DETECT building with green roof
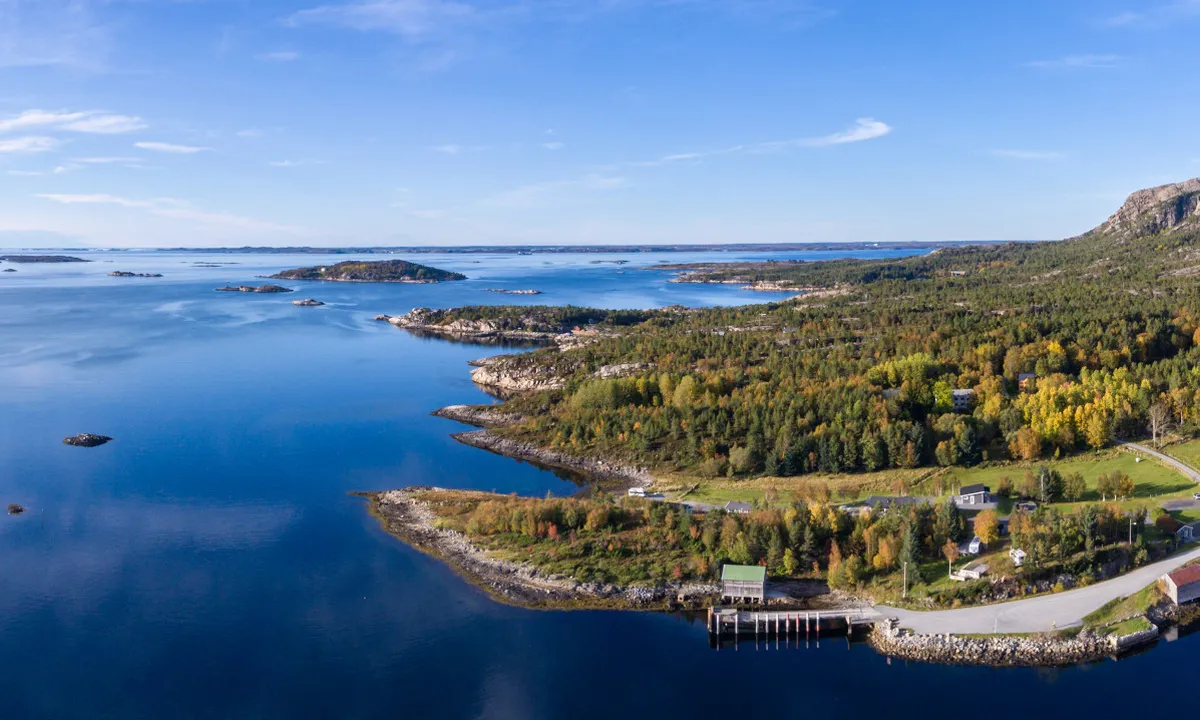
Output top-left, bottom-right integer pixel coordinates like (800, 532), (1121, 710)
(720, 564), (766, 603)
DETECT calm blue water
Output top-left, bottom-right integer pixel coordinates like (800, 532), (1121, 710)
(1, 249), (1193, 719)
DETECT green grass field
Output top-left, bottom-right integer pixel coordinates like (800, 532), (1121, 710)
(1166, 439), (1200, 475)
(944, 450), (1194, 503)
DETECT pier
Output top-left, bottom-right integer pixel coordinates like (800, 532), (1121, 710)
(707, 606), (881, 641)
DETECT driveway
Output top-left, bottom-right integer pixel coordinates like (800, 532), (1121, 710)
(1117, 440), (1200, 483)
(879, 544), (1200, 634)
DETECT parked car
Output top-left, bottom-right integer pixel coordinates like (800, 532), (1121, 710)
(968, 536), (983, 554)
(1192, 492), (1200, 500)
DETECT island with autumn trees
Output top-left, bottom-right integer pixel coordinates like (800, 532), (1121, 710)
(366, 178), (1200, 660)
(270, 259), (466, 283)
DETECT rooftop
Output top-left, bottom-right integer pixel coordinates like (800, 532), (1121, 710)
(1167, 564), (1200, 587)
(721, 564), (767, 583)
(960, 483), (990, 495)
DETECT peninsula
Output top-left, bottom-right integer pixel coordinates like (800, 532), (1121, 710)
(270, 259), (465, 283)
(367, 177), (1200, 666)
(0, 255), (89, 263)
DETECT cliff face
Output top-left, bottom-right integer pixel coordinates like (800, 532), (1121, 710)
(1090, 178), (1200, 238)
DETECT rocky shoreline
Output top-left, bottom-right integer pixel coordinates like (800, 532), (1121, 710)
(451, 429), (654, 487)
(869, 618), (1160, 667)
(374, 311), (561, 341)
(363, 488), (717, 610)
(217, 285), (293, 293)
(432, 404), (524, 427)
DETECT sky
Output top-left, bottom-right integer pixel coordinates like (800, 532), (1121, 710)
(0, 0), (1198, 248)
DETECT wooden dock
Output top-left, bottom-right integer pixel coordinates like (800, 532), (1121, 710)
(707, 606), (881, 640)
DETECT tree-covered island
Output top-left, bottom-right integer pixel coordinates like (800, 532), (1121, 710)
(270, 259), (466, 283)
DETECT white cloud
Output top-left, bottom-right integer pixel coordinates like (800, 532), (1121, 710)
(1026, 54), (1121, 70)
(134, 141), (211, 154)
(541, 141), (565, 150)
(0, 109), (145, 135)
(989, 149), (1064, 160)
(257, 50), (301, 62)
(1103, 11), (1143, 26)
(627, 118), (892, 167)
(798, 117), (892, 147)
(35, 193), (302, 233)
(236, 129), (264, 139)
(0, 136), (60, 153)
(268, 159), (329, 167)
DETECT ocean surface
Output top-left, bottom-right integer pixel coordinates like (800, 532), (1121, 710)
(1, 248), (1195, 719)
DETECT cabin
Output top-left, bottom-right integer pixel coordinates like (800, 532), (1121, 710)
(951, 389), (976, 412)
(721, 564), (766, 603)
(952, 561), (989, 581)
(1018, 373), (1036, 392)
(1176, 523), (1198, 543)
(1015, 501), (1038, 513)
(958, 484), (992, 506)
(724, 501), (753, 514)
(1161, 565), (1200, 605)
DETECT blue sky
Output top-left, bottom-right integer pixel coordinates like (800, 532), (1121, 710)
(0, 0), (1197, 248)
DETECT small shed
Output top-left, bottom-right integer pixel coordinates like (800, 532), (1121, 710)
(721, 564), (766, 603)
(1162, 565), (1200, 605)
(724, 501), (753, 514)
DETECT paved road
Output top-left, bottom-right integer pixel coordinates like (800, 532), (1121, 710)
(1117, 440), (1200, 483)
(880, 544), (1200, 634)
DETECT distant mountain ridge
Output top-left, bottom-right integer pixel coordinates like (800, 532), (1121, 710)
(1087, 177), (1200, 239)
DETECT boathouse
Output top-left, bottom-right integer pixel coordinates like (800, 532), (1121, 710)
(1162, 565), (1200, 605)
(721, 564), (766, 603)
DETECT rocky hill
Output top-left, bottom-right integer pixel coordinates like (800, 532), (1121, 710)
(1086, 177), (1200, 239)
(270, 259), (465, 283)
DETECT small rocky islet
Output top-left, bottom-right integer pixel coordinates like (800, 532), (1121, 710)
(7, 504), (25, 515)
(109, 271), (164, 278)
(63, 433), (113, 447)
(292, 298), (326, 306)
(216, 285), (294, 293)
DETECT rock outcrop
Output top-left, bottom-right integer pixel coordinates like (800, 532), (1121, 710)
(375, 308), (562, 340)
(7, 504), (25, 515)
(451, 430), (653, 486)
(109, 271), (163, 278)
(292, 298), (326, 306)
(1090, 177), (1200, 238)
(485, 288), (542, 295)
(63, 433), (112, 447)
(432, 405), (523, 427)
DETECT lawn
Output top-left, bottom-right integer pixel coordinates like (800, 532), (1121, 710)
(944, 450), (1195, 504)
(666, 467), (940, 507)
(1166, 438), (1200, 474)
(1083, 582), (1163, 631)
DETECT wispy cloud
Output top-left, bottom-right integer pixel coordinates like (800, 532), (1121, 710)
(1102, 1), (1200, 27)
(72, 156), (140, 164)
(285, 0), (483, 38)
(0, 110), (146, 135)
(134, 141), (211, 154)
(1103, 11), (1144, 26)
(257, 50), (301, 62)
(0, 136), (60, 153)
(268, 159), (329, 167)
(35, 193), (302, 233)
(431, 143), (486, 155)
(487, 173), (627, 208)
(989, 149), (1065, 160)
(541, 141), (565, 151)
(1025, 54), (1121, 70)
(627, 118), (892, 168)
(236, 128), (264, 139)
(0, 0), (113, 70)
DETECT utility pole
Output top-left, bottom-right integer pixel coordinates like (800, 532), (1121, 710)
(1129, 516), (1133, 546)
(903, 561), (908, 599)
